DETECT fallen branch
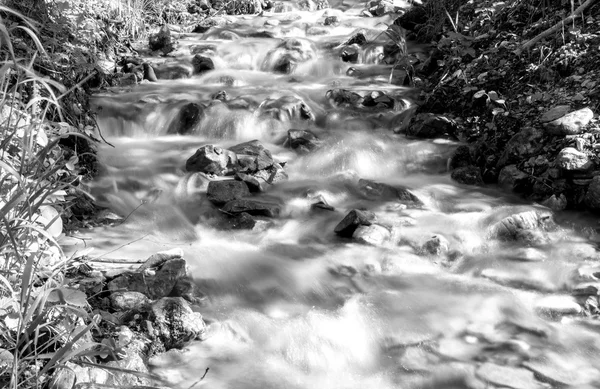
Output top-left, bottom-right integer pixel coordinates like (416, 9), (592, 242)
(517, 0), (595, 54)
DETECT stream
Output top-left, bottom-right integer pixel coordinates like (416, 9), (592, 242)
(63, 0), (600, 387)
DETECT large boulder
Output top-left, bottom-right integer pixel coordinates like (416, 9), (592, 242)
(334, 209), (376, 237)
(229, 140), (274, 172)
(207, 180), (251, 205)
(185, 145), (238, 175)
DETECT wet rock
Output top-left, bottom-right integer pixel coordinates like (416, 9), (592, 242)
(556, 147), (593, 170)
(142, 63), (158, 82)
(259, 96), (315, 121)
(150, 297), (206, 350)
(324, 16), (338, 25)
(149, 25), (173, 54)
(334, 209), (376, 237)
(110, 291), (152, 311)
(167, 103), (203, 135)
(212, 90), (229, 101)
(543, 107), (594, 136)
(368, 0), (396, 16)
(451, 166), (484, 186)
(523, 357), (599, 387)
(498, 165), (529, 192)
(448, 145), (472, 170)
(407, 114), (457, 139)
(362, 90), (396, 109)
(541, 193), (567, 211)
(297, 0), (330, 10)
(223, 0), (263, 14)
(535, 295), (582, 316)
(222, 199), (281, 217)
(488, 210), (554, 243)
(207, 180), (250, 206)
(138, 248), (184, 272)
(508, 247), (546, 262)
(311, 201), (335, 212)
(264, 38), (317, 73)
(358, 179), (423, 205)
(572, 282), (600, 296)
(422, 234), (450, 255)
(235, 172), (264, 192)
(153, 63), (193, 80)
(192, 54), (215, 74)
(497, 127), (545, 168)
(326, 89), (363, 108)
(480, 268), (557, 292)
(287, 129), (321, 152)
(346, 31), (367, 46)
(340, 45), (360, 63)
(185, 145), (238, 175)
(584, 176), (600, 211)
(167, 276), (202, 304)
(251, 163), (289, 185)
(353, 224), (390, 245)
(225, 212), (258, 229)
(476, 363), (542, 389)
(108, 258), (188, 300)
(230, 140), (274, 171)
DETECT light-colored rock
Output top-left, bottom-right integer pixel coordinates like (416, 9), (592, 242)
(477, 363), (543, 389)
(110, 291), (152, 311)
(523, 355), (599, 386)
(488, 210), (554, 243)
(540, 105), (570, 122)
(535, 295), (582, 316)
(480, 268), (557, 292)
(541, 193), (567, 211)
(353, 224), (391, 246)
(151, 297), (207, 350)
(556, 147), (593, 170)
(544, 107), (594, 135)
(185, 145), (238, 175)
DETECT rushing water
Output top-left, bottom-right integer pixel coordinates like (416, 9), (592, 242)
(62, 0), (600, 387)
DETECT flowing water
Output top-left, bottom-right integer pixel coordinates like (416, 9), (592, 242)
(63, 1), (600, 387)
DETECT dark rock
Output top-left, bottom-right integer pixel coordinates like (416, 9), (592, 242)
(543, 107), (593, 136)
(150, 297), (206, 350)
(353, 224), (390, 245)
(556, 147), (593, 171)
(340, 46), (359, 63)
(324, 16), (338, 25)
(368, 0), (396, 16)
(235, 172), (264, 192)
(476, 363), (542, 389)
(192, 55), (215, 74)
(207, 180), (250, 205)
(273, 55), (297, 74)
(259, 96), (315, 121)
(222, 199), (281, 217)
(297, 0), (330, 10)
(142, 63), (158, 82)
(541, 194), (567, 211)
(407, 114), (457, 139)
(451, 166), (484, 186)
(230, 140), (274, 172)
(149, 25), (173, 54)
(358, 179), (423, 205)
(212, 90), (229, 101)
(346, 31), (367, 46)
(153, 63), (192, 80)
(264, 38), (317, 73)
(167, 276), (202, 304)
(110, 291), (152, 311)
(287, 129), (321, 152)
(334, 209), (376, 237)
(498, 165), (529, 192)
(422, 234), (450, 255)
(540, 105), (570, 122)
(326, 89), (363, 108)
(192, 24), (212, 33)
(138, 248), (183, 272)
(167, 103), (203, 135)
(185, 145), (238, 175)
(224, 0), (263, 14)
(362, 91), (396, 109)
(449, 145), (472, 170)
(584, 176), (600, 211)
(311, 201), (335, 212)
(226, 212), (257, 229)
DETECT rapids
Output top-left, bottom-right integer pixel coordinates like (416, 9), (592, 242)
(62, 0), (600, 387)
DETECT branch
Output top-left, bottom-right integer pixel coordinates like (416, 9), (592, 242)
(517, 0), (595, 54)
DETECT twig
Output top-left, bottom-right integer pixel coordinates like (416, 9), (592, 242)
(517, 0), (595, 54)
(187, 368), (210, 389)
(95, 233), (151, 259)
(57, 69), (99, 100)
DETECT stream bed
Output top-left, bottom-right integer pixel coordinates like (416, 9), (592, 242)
(62, 1), (600, 388)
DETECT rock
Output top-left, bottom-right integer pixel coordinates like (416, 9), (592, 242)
(48, 366), (76, 389)
(138, 248), (183, 272)
(340, 45), (359, 63)
(362, 90), (396, 109)
(422, 235), (450, 255)
(185, 145), (238, 175)
(108, 258), (188, 300)
(488, 210), (554, 243)
(353, 224), (390, 245)
(334, 209), (376, 237)
(150, 297), (206, 350)
(358, 179), (423, 205)
(110, 291), (152, 311)
(229, 140), (274, 172)
(399, 346), (440, 372)
(572, 282), (600, 296)
(311, 201), (335, 212)
(476, 363), (542, 389)
(223, 0), (263, 14)
(523, 357), (598, 387)
(480, 268), (557, 292)
(324, 16), (338, 25)
(498, 127), (545, 168)
(142, 63), (158, 82)
(535, 295), (582, 316)
(167, 276), (202, 304)
(287, 129), (321, 152)
(451, 166), (484, 186)
(449, 145), (472, 170)
(368, 0), (396, 16)
(541, 193), (567, 211)
(407, 114), (457, 139)
(167, 103), (203, 135)
(556, 147), (593, 170)
(235, 172), (264, 192)
(207, 180), (250, 206)
(224, 212), (258, 229)
(346, 31), (367, 46)
(264, 38), (317, 73)
(222, 199), (281, 217)
(544, 107), (594, 135)
(149, 25), (173, 54)
(192, 54), (215, 74)
(251, 163), (288, 185)
(326, 89), (364, 108)
(540, 105), (571, 122)
(259, 96), (315, 121)
(584, 176), (600, 211)
(507, 247), (546, 262)
(498, 165), (529, 192)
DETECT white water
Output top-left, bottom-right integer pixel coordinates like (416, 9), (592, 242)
(63, 0), (600, 387)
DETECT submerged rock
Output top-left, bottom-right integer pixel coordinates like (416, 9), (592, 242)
(222, 199), (281, 217)
(334, 209), (376, 237)
(476, 363), (543, 389)
(287, 129), (321, 152)
(185, 145), (238, 175)
(207, 180), (251, 205)
(167, 102), (203, 135)
(353, 224), (390, 245)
